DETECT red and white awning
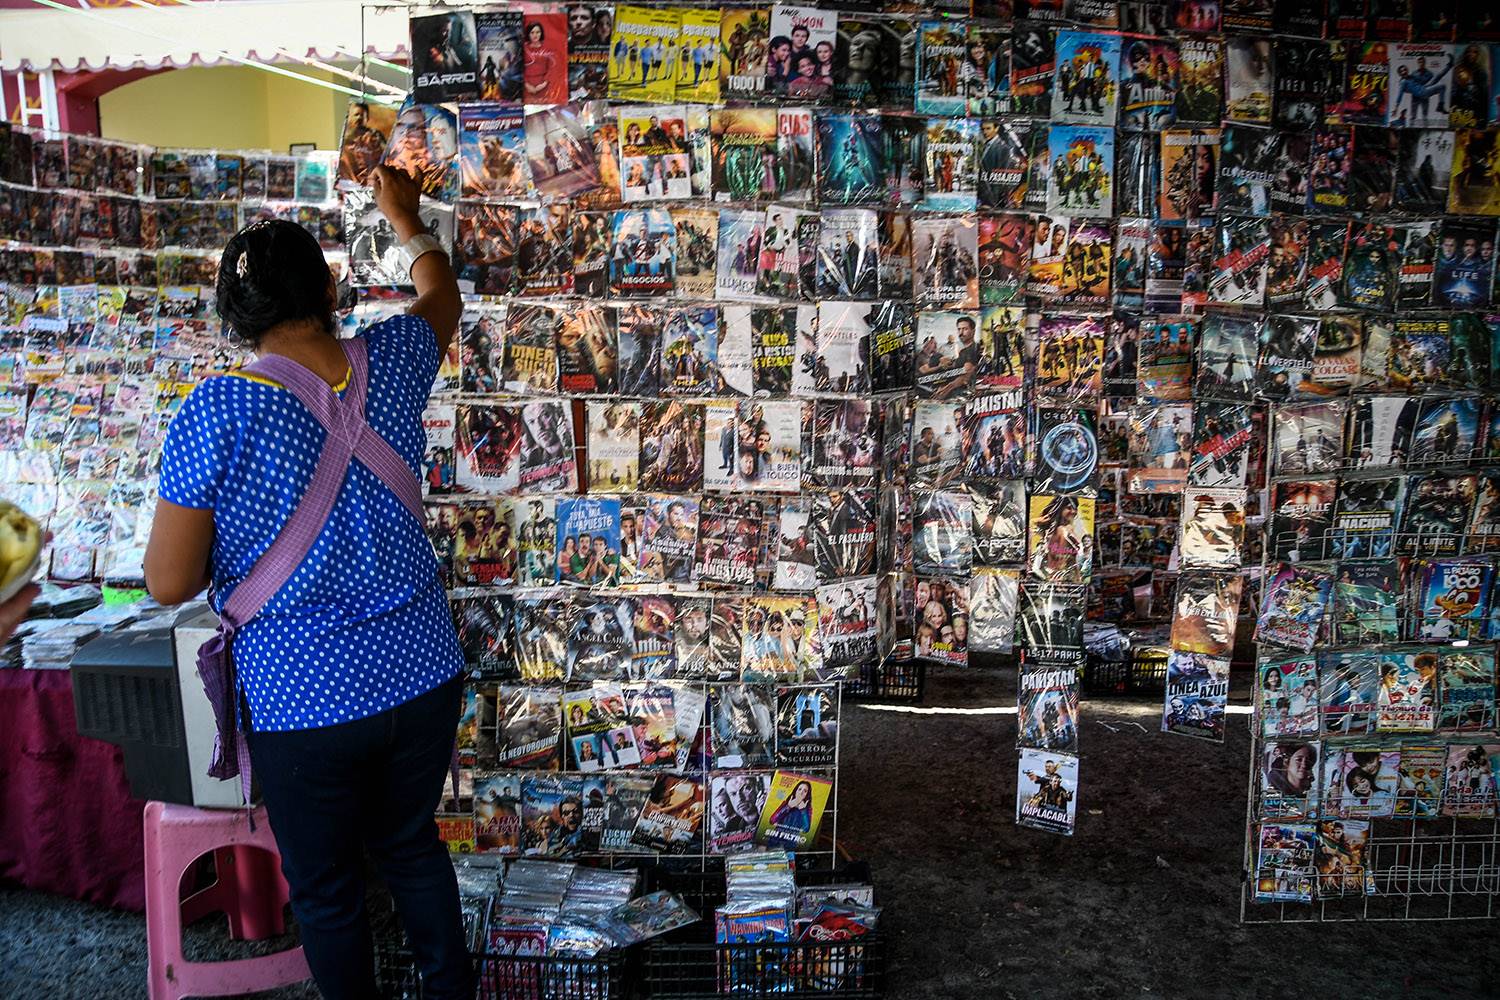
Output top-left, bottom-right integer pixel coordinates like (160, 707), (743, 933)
(0, 0), (411, 73)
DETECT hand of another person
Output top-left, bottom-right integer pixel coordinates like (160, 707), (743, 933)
(370, 165), (422, 227)
(0, 583), (38, 646)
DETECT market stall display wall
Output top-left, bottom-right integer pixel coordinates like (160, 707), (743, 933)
(3, 0), (1500, 899)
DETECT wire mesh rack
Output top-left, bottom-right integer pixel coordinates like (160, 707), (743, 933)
(1241, 396), (1500, 925)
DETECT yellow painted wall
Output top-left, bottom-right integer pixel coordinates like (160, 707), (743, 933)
(98, 65), (345, 151)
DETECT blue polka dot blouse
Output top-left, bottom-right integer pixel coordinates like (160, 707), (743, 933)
(158, 314), (464, 732)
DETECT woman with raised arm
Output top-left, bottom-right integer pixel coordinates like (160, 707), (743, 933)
(144, 166), (471, 1000)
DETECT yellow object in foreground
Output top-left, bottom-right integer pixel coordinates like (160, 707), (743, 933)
(0, 501), (42, 592)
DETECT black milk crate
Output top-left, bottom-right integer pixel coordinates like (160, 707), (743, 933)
(1081, 645), (1169, 696)
(639, 860), (886, 999)
(843, 657), (925, 704)
(375, 937), (628, 1000)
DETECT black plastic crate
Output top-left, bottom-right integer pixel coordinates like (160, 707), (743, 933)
(375, 938), (628, 1000)
(1081, 646), (1169, 696)
(641, 933), (886, 998)
(639, 861), (885, 998)
(843, 658), (925, 704)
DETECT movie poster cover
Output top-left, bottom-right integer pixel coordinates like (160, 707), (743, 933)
(608, 5), (682, 103)
(1401, 472), (1476, 557)
(910, 400), (965, 489)
(1115, 39), (1178, 132)
(719, 8), (770, 101)
(379, 101), (459, 203)
(1387, 43), (1454, 127)
(637, 495), (697, 584)
(914, 576), (969, 665)
(694, 498), (762, 588)
(710, 108), (777, 201)
(583, 403), (637, 496)
(1044, 125), (1114, 217)
(764, 5), (835, 100)
(1018, 663), (1080, 751)
(913, 311), (977, 400)
(1414, 557), (1492, 641)
(708, 772), (770, 854)
(978, 217), (1033, 309)
(911, 489), (973, 578)
(1268, 477), (1335, 563)
(1170, 571), (1242, 657)
(562, 597), (632, 682)
(1224, 37), (1273, 124)
(818, 577), (877, 677)
(556, 497), (623, 589)
(916, 19), (968, 115)
(1159, 128), (1219, 220)
(1136, 316), (1194, 402)
(1377, 649), (1438, 732)
(475, 10), (524, 104)
(501, 304), (559, 396)
(729, 399), (801, 493)
(1390, 131), (1453, 218)
(616, 105), (691, 202)
(963, 393), (1027, 481)
(922, 117), (979, 213)
(514, 596), (571, 683)
(638, 401), (704, 494)
(741, 595), (819, 681)
(1016, 748), (1078, 836)
(771, 502), (817, 592)
(1256, 563), (1334, 653)
(969, 566), (1020, 653)
(1432, 219), (1496, 308)
(1438, 648), (1497, 731)
(336, 102), (397, 190)
(564, 4), (614, 101)
(1035, 314), (1105, 402)
(1440, 744), (1499, 819)
(1193, 314), (1257, 402)
(755, 770), (831, 851)
(1252, 822), (1316, 902)
(775, 685), (837, 770)
(1126, 403), (1190, 494)
(660, 304), (722, 397)
(1163, 652), (1229, 742)
(631, 774), (705, 854)
(1049, 31), (1120, 127)
(454, 404), (522, 495)
(524, 104), (599, 199)
(716, 208), (766, 299)
(1009, 23), (1056, 118)
(815, 113), (888, 206)
(972, 305), (1024, 392)
(1027, 494), (1095, 585)
(1179, 487), (1246, 570)
(517, 401), (577, 493)
(913, 216), (979, 309)
(1175, 38), (1224, 124)
(808, 399), (878, 491)
(610, 207), (676, 296)
(346, 190), (455, 288)
(1316, 653), (1380, 741)
(411, 11), (480, 103)
(471, 771), (523, 853)
(457, 105), (530, 202)
(814, 208), (878, 299)
(1218, 125), (1279, 213)
(1449, 128), (1500, 215)
(507, 498), (555, 589)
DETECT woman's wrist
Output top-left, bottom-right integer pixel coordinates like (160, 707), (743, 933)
(387, 210), (426, 243)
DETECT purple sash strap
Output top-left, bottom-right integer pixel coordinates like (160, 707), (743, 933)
(195, 338), (428, 805)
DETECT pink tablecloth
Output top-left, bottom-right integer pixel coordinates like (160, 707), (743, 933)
(0, 668), (145, 911)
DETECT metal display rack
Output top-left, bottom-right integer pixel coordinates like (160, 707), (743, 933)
(1241, 391), (1500, 924)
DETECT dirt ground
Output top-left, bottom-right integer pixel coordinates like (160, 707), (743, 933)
(2, 660), (1497, 999)
(842, 661), (1500, 1000)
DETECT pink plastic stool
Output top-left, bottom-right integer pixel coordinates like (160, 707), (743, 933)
(144, 801), (312, 1000)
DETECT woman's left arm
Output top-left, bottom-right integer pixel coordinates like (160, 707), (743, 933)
(144, 499), (215, 605)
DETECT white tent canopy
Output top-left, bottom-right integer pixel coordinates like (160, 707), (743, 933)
(0, 0), (411, 73)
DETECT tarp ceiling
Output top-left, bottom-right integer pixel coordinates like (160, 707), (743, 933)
(0, 0), (410, 73)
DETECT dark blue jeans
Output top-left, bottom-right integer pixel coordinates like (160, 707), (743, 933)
(247, 673), (472, 1000)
